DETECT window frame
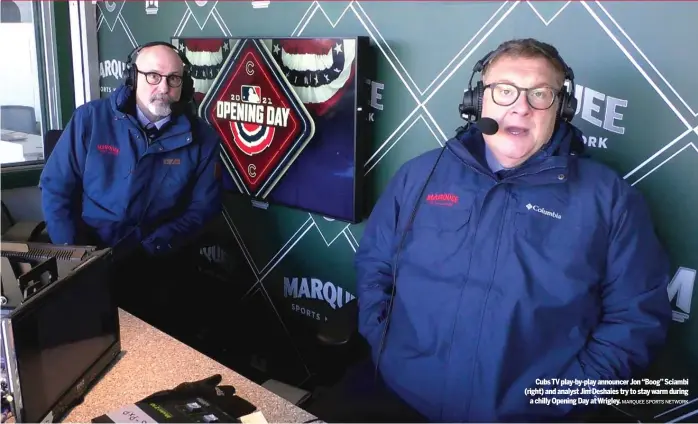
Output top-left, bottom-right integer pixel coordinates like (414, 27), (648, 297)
(38, 1), (62, 133)
(68, 0), (99, 110)
(0, 0), (98, 173)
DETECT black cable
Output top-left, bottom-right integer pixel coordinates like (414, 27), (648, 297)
(373, 145), (449, 382)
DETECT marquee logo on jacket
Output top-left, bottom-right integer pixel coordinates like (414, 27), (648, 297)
(97, 144), (119, 156)
(426, 192), (459, 207)
(199, 38), (315, 199)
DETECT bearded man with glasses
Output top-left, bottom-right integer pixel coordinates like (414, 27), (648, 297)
(41, 41), (221, 253)
(40, 41), (222, 325)
(347, 38), (672, 423)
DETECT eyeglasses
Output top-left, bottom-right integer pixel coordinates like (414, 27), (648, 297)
(138, 70), (183, 88)
(484, 82), (559, 110)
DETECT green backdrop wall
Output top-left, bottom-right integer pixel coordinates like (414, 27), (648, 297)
(96, 1), (697, 386)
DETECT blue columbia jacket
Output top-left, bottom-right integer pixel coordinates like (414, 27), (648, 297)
(355, 121), (672, 422)
(40, 83), (222, 255)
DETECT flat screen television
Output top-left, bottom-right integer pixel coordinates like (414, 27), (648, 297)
(1, 243), (120, 423)
(171, 36), (374, 224)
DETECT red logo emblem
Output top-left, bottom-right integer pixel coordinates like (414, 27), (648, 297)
(426, 193), (459, 207)
(200, 39), (315, 198)
(97, 144), (119, 156)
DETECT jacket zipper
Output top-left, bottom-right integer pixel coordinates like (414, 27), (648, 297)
(462, 186), (511, 420)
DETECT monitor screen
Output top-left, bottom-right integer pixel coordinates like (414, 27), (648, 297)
(10, 255), (119, 423)
(171, 37), (373, 223)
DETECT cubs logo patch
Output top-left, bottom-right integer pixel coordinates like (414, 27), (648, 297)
(199, 39), (315, 198)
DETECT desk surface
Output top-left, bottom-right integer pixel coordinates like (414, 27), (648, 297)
(63, 309), (317, 423)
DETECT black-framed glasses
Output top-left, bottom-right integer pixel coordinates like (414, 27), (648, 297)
(484, 82), (559, 110)
(138, 70), (183, 88)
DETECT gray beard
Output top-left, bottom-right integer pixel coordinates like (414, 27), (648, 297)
(148, 100), (172, 119)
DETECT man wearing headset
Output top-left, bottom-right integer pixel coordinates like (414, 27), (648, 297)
(40, 41), (221, 256)
(352, 38), (672, 422)
(39, 42), (221, 324)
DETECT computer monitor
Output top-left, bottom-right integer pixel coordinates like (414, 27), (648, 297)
(1, 242), (121, 423)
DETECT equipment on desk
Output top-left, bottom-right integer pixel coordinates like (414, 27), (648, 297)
(0, 241), (121, 423)
(92, 374), (267, 423)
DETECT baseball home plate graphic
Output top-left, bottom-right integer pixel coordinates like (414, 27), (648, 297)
(200, 39), (315, 198)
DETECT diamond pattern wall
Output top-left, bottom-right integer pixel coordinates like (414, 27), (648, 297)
(96, 1), (697, 387)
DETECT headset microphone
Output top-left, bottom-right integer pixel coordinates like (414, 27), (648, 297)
(477, 117), (499, 136)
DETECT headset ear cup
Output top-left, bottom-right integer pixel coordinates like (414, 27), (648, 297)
(125, 64), (136, 89)
(564, 94), (577, 122)
(181, 73), (194, 104)
(459, 90), (474, 119)
(178, 51), (194, 104)
(459, 81), (484, 120)
(557, 91), (565, 119)
(558, 89), (577, 122)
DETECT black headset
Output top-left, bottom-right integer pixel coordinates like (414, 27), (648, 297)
(124, 41), (196, 106)
(458, 41), (578, 124)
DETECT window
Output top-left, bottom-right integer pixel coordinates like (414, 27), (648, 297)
(1, 1), (60, 167)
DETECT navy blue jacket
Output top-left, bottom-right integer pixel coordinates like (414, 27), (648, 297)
(355, 121), (672, 422)
(40, 83), (222, 255)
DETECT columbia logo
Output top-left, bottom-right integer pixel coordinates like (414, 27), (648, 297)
(526, 203), (562, 220)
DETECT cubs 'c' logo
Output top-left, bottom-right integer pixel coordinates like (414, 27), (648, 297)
(200, 39), (315, 198)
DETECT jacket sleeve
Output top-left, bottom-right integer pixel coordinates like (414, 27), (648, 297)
(554, 184), (672, 408)
(354, 165), (409, 349)
(579, 186), (672, 376)
(39, 107), (89, 245)
(141, 133), (222, 255)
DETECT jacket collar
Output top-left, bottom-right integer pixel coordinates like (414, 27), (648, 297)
(446, 120), (586, 185)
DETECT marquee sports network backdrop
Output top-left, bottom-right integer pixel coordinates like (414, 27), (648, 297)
(96, 0), (697, 388)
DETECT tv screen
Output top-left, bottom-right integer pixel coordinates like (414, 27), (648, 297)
(171, 37), (373, 224)
(8, 252), (119, 423)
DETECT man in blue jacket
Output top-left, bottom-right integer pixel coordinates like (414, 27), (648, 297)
(353, 38), (672, 422)
(40, 41), (221, 256)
